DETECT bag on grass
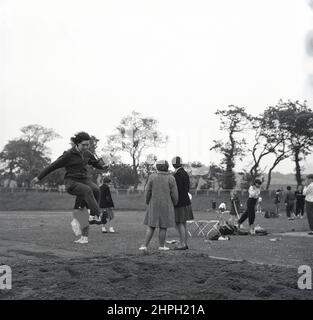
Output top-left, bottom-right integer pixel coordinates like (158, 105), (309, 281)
(207, 228), (220, 240)
(219, 224), (235, 236)
(255, 225), (269, 236)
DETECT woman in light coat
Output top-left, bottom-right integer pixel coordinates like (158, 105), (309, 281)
(139, 160), (178, 251)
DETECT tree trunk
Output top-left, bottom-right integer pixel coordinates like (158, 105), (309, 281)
(132, 156), (139, 190)
(224, 155), (235, 189)
(266, 167), (273, 190)
(294, 148), (302, 186)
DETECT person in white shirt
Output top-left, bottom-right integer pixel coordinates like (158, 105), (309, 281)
(303, 174), (313, 235)
(238, 179), (262, 235)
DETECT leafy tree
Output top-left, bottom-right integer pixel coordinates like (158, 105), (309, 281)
(109, 163), (137, 188)
(274, 100), (313, 185)
(0, 124), (60, 186)
(210, 105), (249, 189)
(104, 111), (167, 188)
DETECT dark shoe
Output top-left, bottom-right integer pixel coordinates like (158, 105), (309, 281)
(174, 245), (188, 250)
(308, 231), (313, 235)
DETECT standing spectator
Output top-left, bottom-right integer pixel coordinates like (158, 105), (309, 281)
(285, 186), (296, 220)
(295, 185), (305, 219)
(171, 156), (194, 250)
(303, 174), (313, 235)
(274, 189), (281, 216)
(99, 176), (115, 233)
(139, 160), (178, 252)
(238, 179), (262, 235)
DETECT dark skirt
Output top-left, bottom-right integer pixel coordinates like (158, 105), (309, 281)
(174, 205), (194, 223)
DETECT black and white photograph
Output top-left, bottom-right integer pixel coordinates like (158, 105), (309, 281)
(1, 0), (313, 312)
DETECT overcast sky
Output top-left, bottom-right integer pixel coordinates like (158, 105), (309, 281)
(1, 0), (313, 174)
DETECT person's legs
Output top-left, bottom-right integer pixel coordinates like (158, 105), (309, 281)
(300, 201), (305, 217)
(143, 226), (155, 247)
(286, 203), (291, 218)
(66, 180), (100, 216)
(291, 203), (296, 218)
(295, 201), (300, 217)
(238, 210), (248, 226)
(248, 206), (256, 234)
(74, 226), (89, 244)
(176, 223), (185, 247)
(306, 201), (313, 231)
(82, 226), (89, 236)
(244, 198), (257, 234)
(158, 228), (167, 247)
(85, 179), (100, 204)
(183, 222), (188, 246)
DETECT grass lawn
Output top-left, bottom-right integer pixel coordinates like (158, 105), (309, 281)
(0, 208), (312, 300)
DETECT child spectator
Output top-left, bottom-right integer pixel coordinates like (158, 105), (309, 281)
(295, 185), (305, 219)
(99, 176), (115, 233)
(285, 186), (296, 220)
(274, 189), (281, 216)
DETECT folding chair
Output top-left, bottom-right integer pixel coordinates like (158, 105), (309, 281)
(187, 220), (220, 238)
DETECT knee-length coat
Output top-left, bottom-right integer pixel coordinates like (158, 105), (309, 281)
(144, 171), (178, 228)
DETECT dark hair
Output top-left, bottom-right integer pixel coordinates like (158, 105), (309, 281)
(102, 177), (111, 184)
(70, 132), (91, 145)
(172, 156), (182, 169)
(254, 179), (262, 185)
(287, 186), (291, 190)
(156, 161), (169, 172)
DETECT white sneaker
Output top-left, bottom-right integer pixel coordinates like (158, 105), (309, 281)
(74, 237), (83, 243)
(102, 226), (107, 233)
(139, 245), (147, 251)
(79, 237), (88, 244)
(249, 228), (256, 235)
(109, 227), (115, 233)
(158, 246), (170, 251)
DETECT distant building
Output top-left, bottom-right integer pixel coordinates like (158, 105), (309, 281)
(3, 179), (17, 188)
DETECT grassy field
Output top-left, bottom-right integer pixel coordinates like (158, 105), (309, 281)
(0, 208), (312, 300)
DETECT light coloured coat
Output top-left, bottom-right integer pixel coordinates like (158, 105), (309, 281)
(144, 171), (178, 228)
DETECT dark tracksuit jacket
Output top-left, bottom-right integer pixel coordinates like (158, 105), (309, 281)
(37, 147), (107, 215)
(173, 167), (191, 208)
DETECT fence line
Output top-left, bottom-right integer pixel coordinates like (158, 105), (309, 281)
(0, 186), (278, 197)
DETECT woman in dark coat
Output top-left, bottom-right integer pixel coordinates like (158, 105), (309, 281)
(171, 156), (193, 250)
